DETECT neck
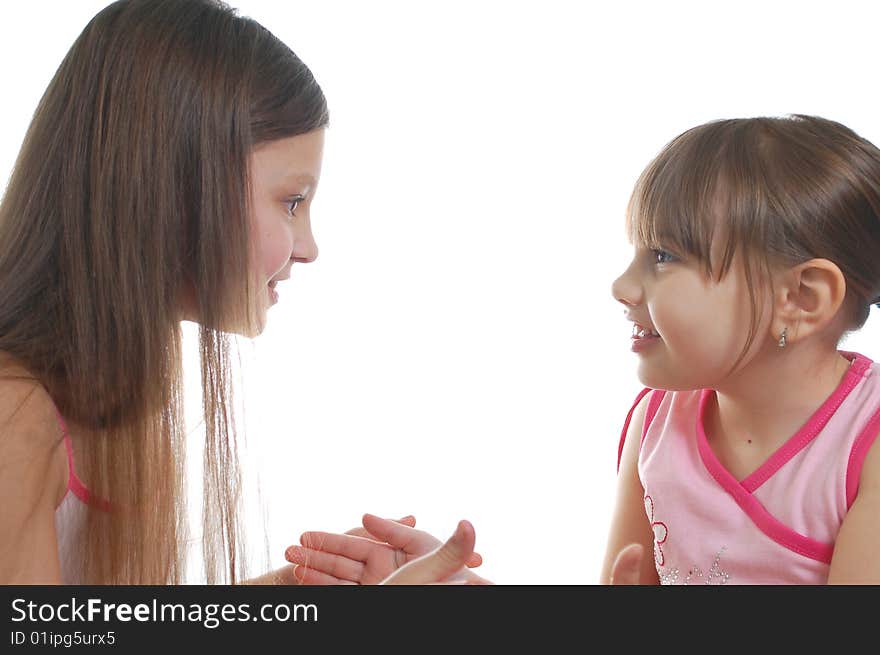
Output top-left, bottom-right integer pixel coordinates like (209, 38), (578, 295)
(710, 341), (853, 448)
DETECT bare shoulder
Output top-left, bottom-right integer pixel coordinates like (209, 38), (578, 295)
(600, 390), (659, 584)
(0, 353), (67, 583)
(858, 423), (880, 494)
(620, 391), (652, 466)
(827, 419), (880, 583)
(0, 352), (60, 437)
(0, 352), (68, 506)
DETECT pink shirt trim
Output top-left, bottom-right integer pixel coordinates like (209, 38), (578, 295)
(642, 390), (666, 447)
(617, 388), (652, 472)
(617, 388), (669, 474)
(54, 407), (111, 513)
(739, 353), (871, 492)
(695, 389), (834, 564)
(845, 405), (880, 509)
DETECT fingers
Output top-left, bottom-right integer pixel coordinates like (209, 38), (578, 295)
(380, 520), (476, 585)
(344, 515), (415, 538)
(467, 552), (483, 568)
(298, 531), (382, 562)
(361, 513), (483, 566)
(361, 513), (425, 553)
(609, 543), (644, 585)
(362, 513), (457, 556)
(286, 545), (366, 583)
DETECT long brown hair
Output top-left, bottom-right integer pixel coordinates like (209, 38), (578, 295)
(626, 115), (880, 369)
(0, 0), (328, 583)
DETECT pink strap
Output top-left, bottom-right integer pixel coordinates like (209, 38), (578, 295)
(54, 407), (110, 512)
(617, 388), (666, 472)
(846, 404), (880, 509)
(695, 389), (834, 563)
(642, 390), (666, 447)
(741, 352), (870, 492)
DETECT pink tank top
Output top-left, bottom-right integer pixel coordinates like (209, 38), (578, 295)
(618, 351), (880, 584)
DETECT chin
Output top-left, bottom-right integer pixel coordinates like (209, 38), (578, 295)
(236, 316), (267, 338)
(636, 365), (694, 392)
(207, 308), (268, 339)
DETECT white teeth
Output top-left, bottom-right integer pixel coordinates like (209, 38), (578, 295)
(632, 325), (660, 338)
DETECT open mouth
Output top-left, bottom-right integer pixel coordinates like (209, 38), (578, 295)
(631, 323), (661, 341)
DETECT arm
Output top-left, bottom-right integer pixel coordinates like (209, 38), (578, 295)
(599, 392), (659, 584)
(0, 379), (69, 584)
(827, 430), (880, 584)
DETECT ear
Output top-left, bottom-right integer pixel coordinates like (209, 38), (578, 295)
(772, 258), (846, 344)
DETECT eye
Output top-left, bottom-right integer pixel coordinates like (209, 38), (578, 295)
(286, 195), (305, 218)
(651, 248), (678, 265)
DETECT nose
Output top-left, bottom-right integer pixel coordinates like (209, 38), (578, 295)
(293, 217), (319, 263)
(610, 259), (642, 308)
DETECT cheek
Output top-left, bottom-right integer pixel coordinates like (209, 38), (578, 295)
(253, 209), (293, 277)
(259, 230), (292, 276)
(652, 292), (715, 351)
(652, 281), (748, 364)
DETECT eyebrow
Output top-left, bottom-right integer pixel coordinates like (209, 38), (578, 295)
(282, 173), (317, 189)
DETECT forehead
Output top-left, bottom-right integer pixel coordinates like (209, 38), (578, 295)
(250, 129), (325, 189)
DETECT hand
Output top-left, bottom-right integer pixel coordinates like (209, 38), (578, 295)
(380, 519), (493, 585)
(341, 514), (418, 540)
(286, 514), (417, 584)
(286, 514), (485, 585)
(609, 543), (644, 585)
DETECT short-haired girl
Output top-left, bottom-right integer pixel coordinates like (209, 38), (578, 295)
(605, 115), (880, 584)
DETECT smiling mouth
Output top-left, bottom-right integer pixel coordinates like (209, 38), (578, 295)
(631, 323), (661, 340)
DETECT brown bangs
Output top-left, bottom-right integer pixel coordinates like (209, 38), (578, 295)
(626, 119), (783, 282)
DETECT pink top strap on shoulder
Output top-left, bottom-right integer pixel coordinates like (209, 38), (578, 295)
(643, 390), (666, 445)
(617, 388), (667, 472)
(845, 403), (880, 509)
(54, 407), (110, 511)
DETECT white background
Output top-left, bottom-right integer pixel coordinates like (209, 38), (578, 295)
(2, 1), (879, 584)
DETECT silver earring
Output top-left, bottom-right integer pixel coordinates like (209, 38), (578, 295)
(778, 327), (787, 349)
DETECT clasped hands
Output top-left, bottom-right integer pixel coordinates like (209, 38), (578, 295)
(284, 514), (646, 585)
(285, 513), (492, 585)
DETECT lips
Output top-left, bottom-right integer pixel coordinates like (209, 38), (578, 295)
(631, 323), (661, 340)
(629, 321), (661, 354)
(270, 268), (291, 286)
(268, 272), (290, 305)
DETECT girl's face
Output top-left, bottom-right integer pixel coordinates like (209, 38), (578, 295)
(178, 128), (324, 335)
(610, 242), (773, 390)
(248, 128), (325, 329)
